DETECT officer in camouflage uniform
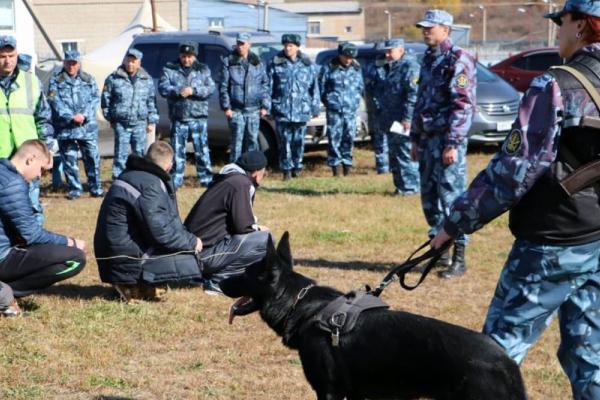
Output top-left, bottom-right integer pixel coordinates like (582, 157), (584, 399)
(48, 50), (103, 200)
(159, 42), (215, 188)
(319, 42), (364, 177)
(0, 37), (55, 225)
(366, 38), (420, 193)
(102, 48), (159, 179)
(220, 32), (270, 163)
(410, 10), (476, 278)
(432, 1), (600, 397)
(268, 33), (320, 180)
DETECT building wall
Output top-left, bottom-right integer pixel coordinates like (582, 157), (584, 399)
(31, 0), (187, 60)
(306, 13), (364, 42)
(2, 0), (36, 62)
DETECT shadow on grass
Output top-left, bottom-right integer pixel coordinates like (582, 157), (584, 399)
(296, 258), (393, 272)
(94, 396), (137, 400)
(42, 283), (118, 300)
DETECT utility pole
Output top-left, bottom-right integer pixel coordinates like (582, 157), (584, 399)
(179, 0), (183, 30)
(150, 0), (158, 32)
(384, 10), (391, 39)
(263, 2), (269, 31)
(21, 0), (62, 59)
(479, 5), (487, 43)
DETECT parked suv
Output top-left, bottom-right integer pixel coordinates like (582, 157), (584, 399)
(316, 43), (521, 144)
(130, 31), (334, 163)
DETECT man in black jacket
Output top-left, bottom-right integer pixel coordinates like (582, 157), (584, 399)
(185, 150), (270, 294)
(94, 141), (203, 302)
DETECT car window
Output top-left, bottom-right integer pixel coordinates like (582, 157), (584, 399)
(252, 42), (282, 65)
(199, 44), (229, 83)
(513, 52), (562, 71)
(133, 43), (180, 79)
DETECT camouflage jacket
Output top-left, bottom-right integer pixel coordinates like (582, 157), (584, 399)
(365, 53), (420, 130)
(267, 51), (320, 123)
(219, 50), (270, 112)
(410, 38), (476, 147)
(101, 66), (159, 126)
(444, 44), (600, 238)
(319, 56), (364, 113)
(48, 70), (99, 140)
(158, 60), (215, 121)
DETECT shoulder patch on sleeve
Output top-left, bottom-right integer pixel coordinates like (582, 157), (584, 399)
(504, 129), (522, 154)
(530, 73), (554, 89)
(456, 73), (469, 88)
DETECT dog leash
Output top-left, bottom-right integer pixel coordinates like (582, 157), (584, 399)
(369, 239), (452, 297)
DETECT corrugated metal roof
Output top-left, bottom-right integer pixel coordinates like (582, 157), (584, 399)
(272, 2), (361, 14)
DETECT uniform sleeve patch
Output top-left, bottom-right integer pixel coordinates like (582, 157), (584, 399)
(456, 73), (469, 88)
(504, 129), (522, 154)
(48, 91), (55, 97)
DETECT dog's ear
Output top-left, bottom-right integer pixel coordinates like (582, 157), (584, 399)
(276, 231), (293, 270)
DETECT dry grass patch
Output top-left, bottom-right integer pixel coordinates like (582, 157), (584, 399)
(0, 146), (569, 399)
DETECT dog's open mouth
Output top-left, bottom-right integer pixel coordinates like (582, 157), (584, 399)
(228, 296), (259, 324)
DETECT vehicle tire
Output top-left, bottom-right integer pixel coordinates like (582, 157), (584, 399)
(258, 122), (278, 167)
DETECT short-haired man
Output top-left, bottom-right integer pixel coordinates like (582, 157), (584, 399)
(410, 10), (476, 278)
(159, 42), (215, 189)
(102, 48), (159, 179)
(94, 141), (203, 303)
(48, 50), (103, 200)
(0, 36), (56, 224)
(0, 139), (86, 301)
(220, 32), (270, 163)
(268, 33), (320, 180)
(184, 150), (270, 294)
(366, 39), (420, 194)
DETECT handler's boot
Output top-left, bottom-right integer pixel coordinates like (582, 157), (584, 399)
(282, 171), (291, 181)
(331, 166), (339, 177)
(438, 244), (466, 279)
(343, 165), (351, 176)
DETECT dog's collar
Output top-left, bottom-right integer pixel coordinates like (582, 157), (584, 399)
(291, 284), (314, 309)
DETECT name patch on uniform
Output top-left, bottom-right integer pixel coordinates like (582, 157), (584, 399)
(504, 129), (522, 154)
(456, 73), (469, 88)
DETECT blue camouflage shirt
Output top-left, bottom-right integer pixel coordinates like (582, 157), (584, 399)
(410, 38), (476, 147)
(365, 53), (420, 131)
(444, 43), (600, 238)
(268, 51), (320, 123)
(319, 56), (364, 114)
(101, 66), (159, 126)
(48, 70), (100, 140)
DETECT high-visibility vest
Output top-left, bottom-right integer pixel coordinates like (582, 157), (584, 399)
(0, 70), (39, 158)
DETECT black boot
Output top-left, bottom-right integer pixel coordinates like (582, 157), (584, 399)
(438, 244), (466, 279)
(283, 171), (291, 181)
(331, 166), (339, 177)
(292, 169), (301, 178)
(342, 164), (351, 176)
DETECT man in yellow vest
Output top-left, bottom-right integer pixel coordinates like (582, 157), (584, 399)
(0, 35), (55, 225)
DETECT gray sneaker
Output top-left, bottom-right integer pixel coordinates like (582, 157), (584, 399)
(203, 280), (223, 296)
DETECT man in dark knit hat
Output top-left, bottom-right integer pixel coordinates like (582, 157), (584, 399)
(184, 150), (270, 294)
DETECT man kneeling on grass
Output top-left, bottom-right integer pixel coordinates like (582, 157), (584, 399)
(94, 141), (203, 303)
(184, 150), (270, 295)
(0, 139), (86, 311)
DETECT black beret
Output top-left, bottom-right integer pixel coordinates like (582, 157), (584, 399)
(236, 151), (268, 172)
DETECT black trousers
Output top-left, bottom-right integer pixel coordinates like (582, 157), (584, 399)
(0, 244), (86, 297)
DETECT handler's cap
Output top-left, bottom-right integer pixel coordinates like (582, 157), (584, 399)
(179, 41), (197, 55)
(338, 42), (358, 58)
(126, 48), (143, 60)
(381, 38), (405, 50)
(236, 150), (268, 172)
(236, 32), (252, 43)
(64, 50), (81, 61)
(281, 33), (302, 46)
(0, 35), (16, 49)
(545, 0), (600, 25)
(416, 9), (454, 28)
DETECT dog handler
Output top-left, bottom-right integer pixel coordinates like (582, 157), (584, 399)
(432, 1), (600, 397)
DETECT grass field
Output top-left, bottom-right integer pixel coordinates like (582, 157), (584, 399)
(0, 145), (570, 399)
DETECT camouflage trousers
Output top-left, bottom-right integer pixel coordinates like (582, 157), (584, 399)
(171, 119), (212, 189)
(276, 121), (306, 172)
(228, 110), (260, 163)
(372, 126), (389, 173)
(112, 122), (147, 179)
(417, 135), (468, 245)
(483, 239), (600, 400)
(326, 111), (356, 167)
(58, 139), (103, 197)
(389, 133), (419, 195)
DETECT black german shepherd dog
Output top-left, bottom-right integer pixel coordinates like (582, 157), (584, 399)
(221, 233), (527, 400)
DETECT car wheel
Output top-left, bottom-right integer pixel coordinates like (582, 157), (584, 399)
(258, 122), (278, 167)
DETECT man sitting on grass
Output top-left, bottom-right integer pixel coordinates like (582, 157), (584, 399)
(184, 150), (270, 294)
(0, 139), (86, 302)
(94, 141), (203, 303)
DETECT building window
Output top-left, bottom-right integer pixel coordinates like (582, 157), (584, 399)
(60, 41), (79, 53)
(0, 0), (15, 31)
(308, 21), (321, 35)
(208, 17), (224, 29)
(345, 26), (352, 33)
